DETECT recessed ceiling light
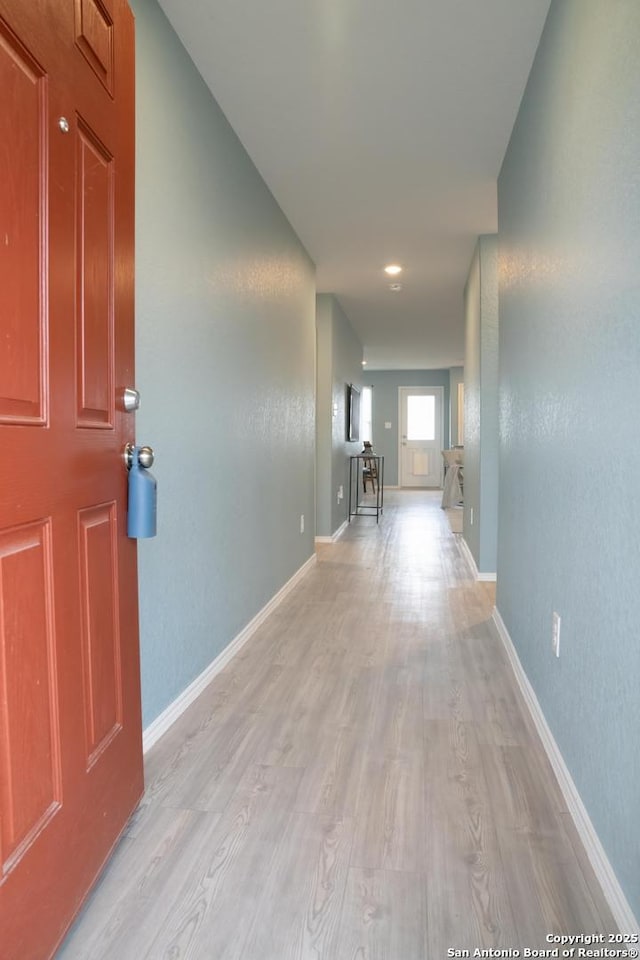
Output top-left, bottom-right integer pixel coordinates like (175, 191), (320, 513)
(361, 360), (367, 366)
(389, 283), (402, 292)
(384, 264), (403, 276)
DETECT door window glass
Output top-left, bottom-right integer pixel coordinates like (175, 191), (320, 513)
(361, 386), (372, 443)
(457, 383), (465, 445)
(407, 395), (435, 440)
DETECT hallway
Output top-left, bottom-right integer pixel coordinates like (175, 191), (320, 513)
(58, 492), (615, 958)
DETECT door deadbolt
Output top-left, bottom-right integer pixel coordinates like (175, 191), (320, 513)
(121, 387), (141, 412)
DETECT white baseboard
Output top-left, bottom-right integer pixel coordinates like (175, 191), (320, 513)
(492, 607), (639, 935)
(142, 553), (317, 753)
(458, 535), (497, 582)
(315, 520), (348, 544)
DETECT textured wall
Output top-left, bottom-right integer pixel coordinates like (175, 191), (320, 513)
(132, 0), (316, 727)
(330, 299), (363, 533)
(315, 296), (333, 537)
(315, 295), (362, 537)
(498, 0), (640, 916)
(478, 237), (499, 577)
(367, 370), (450, 486)
(463, 236), (499, 574)
(464, 248), (481, 563)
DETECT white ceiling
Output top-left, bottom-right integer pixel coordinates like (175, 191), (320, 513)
(156, 0), (551, 369)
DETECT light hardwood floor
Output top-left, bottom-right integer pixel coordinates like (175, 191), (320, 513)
(57, 490), (616, 959)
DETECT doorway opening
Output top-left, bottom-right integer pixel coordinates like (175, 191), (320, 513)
(398, 386), (444, 487)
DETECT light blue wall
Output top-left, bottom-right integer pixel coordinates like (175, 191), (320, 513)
(315, 297), (333, 537)
(497, 0), (640, 917)
(463, 236), (499, 574)
(316, 295), (363, 537)
(367, 370), (450, 486)
(464, 248), (481, 562)
(449, 366), (464, 447)
(132, 0), (316, 728)
(330, 299), (363, 533)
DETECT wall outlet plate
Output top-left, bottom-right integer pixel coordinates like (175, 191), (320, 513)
(300, 514), (305, 534)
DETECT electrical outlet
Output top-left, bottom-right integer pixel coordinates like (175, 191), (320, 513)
(552, 611), (561, 657)
(300, 514), (305, 534)
(470, 507), (474, 525)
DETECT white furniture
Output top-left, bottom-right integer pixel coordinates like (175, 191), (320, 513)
(441, 448), (464, 508)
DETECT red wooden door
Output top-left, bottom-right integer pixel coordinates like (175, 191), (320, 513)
(0, 2), (142, 957)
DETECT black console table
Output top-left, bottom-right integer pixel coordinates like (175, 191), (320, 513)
(348, 455), (385, 523)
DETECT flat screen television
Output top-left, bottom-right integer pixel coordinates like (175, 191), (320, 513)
(347, 384), (361, 442)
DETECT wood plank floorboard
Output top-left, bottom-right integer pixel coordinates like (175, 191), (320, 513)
(57, 491), (616, 959)
(336, 867), (428, 960)
(424, 718), (520, 950)
(241, 813), (353, 960)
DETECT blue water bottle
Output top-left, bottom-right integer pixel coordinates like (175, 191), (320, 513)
(127, 445), (157, 538)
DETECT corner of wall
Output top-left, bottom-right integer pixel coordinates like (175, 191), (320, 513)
(315, 295), (363, 538)
(462, 235), (498, 576)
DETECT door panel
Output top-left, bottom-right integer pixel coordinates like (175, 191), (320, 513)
(75, 119), (114, 427)
(75, 0), (114, 94)
(78, 502), (123, 766)
(0, 2), (141, 958)
(0, 24), (47, 424)
(399, 387), (443, 487)
(0, 520), (61, 875)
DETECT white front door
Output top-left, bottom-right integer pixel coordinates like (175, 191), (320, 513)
(399, 387), (443, 487)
